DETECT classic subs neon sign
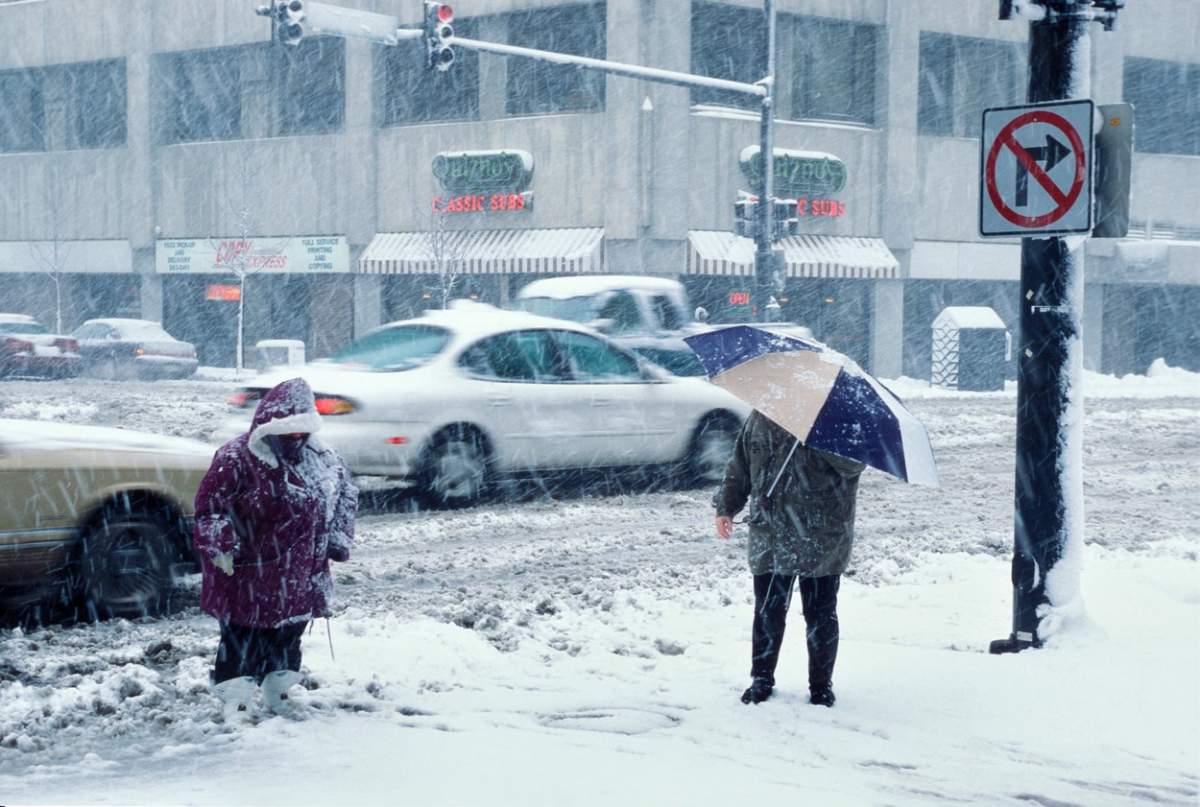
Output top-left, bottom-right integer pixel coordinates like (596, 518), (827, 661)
(432, 150), (534, 214)
(740, 147), (847, 218)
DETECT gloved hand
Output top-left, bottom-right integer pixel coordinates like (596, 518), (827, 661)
(211, 553), (235, 576)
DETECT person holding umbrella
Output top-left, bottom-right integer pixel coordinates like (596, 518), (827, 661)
(715, 411), (864, 707)
(685, 325), (939, 707)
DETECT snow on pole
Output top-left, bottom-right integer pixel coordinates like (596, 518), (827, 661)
(990, 1), (1116, 654)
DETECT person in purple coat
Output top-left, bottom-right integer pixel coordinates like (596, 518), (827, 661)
(194, 377), (358, 714)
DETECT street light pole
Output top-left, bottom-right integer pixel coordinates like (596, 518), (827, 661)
(753, 0), (778, 324)
(990, 0), (1121, 654)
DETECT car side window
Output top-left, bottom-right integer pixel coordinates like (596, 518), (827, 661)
(553, 330), (643, 383)
(651, 295), (683, 330)
(596, 291), (642, 333)
(460, 331), (569, 383)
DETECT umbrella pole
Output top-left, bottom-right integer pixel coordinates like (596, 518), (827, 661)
(765, 437), (800, 500)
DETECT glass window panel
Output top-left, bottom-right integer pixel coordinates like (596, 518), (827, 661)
(276, 37), (344, 136)
(156, 48), (243, 144)
(505, 4), (606, 116)
(0, 68), (45, 153)
(918, 33), (954, 136)
(1123, 57), (1198, 156)
(793, 16), (878, 125)
(690, 2), (764, 111)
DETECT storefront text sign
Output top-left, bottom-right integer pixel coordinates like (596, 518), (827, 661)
(740, 147), (847, 197)
(431, 150), (534, 214)
(155, 236), (350, 274)
(433, 191), (533, 214)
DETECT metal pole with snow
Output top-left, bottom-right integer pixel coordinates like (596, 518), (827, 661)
(989, 0), (1124, 654)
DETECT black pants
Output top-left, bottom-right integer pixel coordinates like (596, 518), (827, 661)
(212, 622), (307, 685)
(750, 573), (840, 691)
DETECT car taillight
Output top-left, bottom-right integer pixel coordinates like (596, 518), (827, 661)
(3, 338), (33, 354)
(315, 396), (356, 416)
(134, 347), (146, 356)
(227, 390), (263, 408)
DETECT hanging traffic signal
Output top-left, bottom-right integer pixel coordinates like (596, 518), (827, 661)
(734, 197), (759, 239)
(256, 1), (305, 46)
(424, 2), (455, 71)
(772, 197), (800, 239)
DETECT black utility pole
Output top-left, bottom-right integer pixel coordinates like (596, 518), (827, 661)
(990, 0), (1122, 654)
(752, 0), (780, 324)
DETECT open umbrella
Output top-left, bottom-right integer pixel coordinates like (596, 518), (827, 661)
(684, 325), (939, 487)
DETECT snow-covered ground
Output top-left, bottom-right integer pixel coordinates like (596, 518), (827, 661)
(0, 367), (1197, 805)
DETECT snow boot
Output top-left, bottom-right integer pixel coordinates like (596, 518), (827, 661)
(740, 678), (774, 705)
(809, 687), (836, 708)
(261, 670), (304, 717)
(213, 675), (258, 722)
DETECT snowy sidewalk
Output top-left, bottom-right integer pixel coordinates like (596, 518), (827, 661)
(5, 547), (1196, 806)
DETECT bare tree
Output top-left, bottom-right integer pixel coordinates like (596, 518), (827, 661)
(27, 165), (72, 334)
(211, 150), (289, 374)
(424, 207), (465, 310)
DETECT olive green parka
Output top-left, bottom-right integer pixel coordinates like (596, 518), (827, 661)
(715, 411), (866, 577)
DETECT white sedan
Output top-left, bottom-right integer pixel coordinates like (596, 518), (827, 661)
(221, 304), (748, 505)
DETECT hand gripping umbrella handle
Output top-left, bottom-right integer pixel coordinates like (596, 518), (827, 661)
(765, 437), (801, 500)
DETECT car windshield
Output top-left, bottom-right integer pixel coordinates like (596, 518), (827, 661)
(329, 324), (451, 371)
(511, 296), (600, 324)
(0, 322), (47, 335)
(112, 321), (173, 340)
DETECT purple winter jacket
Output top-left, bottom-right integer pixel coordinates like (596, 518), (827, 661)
(194, 378), (358, 628)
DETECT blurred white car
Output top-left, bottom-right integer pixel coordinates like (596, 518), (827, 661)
(221, 304), (748, 505)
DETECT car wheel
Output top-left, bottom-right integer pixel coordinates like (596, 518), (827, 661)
(418, 426), (492, 508)
(686, 414), (740, 486)
(76, 501), (180, 619)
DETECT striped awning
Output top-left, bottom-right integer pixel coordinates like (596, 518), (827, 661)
(360, 228), (604, 275)
(687, 231), (899, 279)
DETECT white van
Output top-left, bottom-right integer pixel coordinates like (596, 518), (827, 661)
(511, 276), (705, 374)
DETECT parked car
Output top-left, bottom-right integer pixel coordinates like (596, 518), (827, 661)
(72, 318), (198, 380)
(0, 419), (213, 617)
(0, 313), (83, 379)
(221, 302), (749, 506)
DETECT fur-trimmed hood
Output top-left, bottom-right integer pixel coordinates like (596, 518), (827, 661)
(246, 378), (323, 468)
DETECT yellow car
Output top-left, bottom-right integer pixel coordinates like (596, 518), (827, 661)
(0, 419), (213, 618)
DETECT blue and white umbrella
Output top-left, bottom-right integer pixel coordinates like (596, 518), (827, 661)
(684, 325), (939, 487)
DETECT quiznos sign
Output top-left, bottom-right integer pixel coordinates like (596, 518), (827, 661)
(740, 147), (847, 197)
(431, 150), (534, 214)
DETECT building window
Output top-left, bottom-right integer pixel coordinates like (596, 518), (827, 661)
(0, 68), (45, 153)
(155, 47), (243, 144)
(690, 2), (763, 112)
(505, 4), (606, 116)
(918, 33), (1024, 138)
(275, 37), (345, 136)
(1123, 57), (1200, 156)
(378, 19), (479, 125)
(792, 16), (879, 125)
(65, 60), (127, 149)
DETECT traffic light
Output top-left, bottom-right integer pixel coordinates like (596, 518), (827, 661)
(734, 197), (759, 239)
(424, 2), (455, 71)
(772, 197), (799, 239)
(256, 1), (305, 46)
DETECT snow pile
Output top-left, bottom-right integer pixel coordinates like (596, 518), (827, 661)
(0, 400), (99, 422)
(886, 358), (1200, 400)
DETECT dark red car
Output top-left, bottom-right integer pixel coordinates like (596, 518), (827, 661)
(0, 314), (84, 379)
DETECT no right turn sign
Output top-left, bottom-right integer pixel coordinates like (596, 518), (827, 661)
(980, 99), (1094, 237)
